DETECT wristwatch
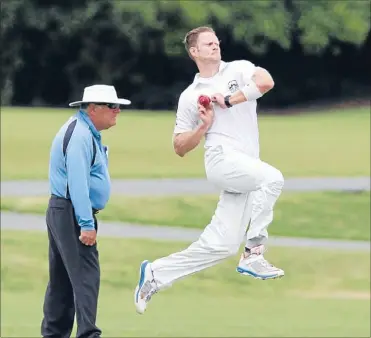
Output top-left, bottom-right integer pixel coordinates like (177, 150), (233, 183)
(224, 95), (232, 108)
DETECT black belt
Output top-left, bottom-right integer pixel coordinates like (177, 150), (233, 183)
(51, 195), (100, 215)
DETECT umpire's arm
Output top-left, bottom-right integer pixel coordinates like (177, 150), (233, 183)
(65, 132), (96, 245)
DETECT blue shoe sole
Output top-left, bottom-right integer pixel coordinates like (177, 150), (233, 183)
(135, 260), (149, 303)
(236, 266), (284, 280)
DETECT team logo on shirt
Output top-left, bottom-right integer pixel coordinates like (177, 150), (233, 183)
(228, 80), (239, 93)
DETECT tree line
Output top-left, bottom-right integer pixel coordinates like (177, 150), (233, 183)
(1, 0), (370, 111)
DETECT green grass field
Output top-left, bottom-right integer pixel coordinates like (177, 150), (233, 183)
(1, 230), (370, 337)
(2, 191), (370, 241)
(2, 105), (369, 338)
(1, 107), (370, 180)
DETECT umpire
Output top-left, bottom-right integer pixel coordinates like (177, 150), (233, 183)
(41, 85), (131, 338)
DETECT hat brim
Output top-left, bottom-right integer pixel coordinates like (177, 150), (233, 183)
(69, 98), (131, 107)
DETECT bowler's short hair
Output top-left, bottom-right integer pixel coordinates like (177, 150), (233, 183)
(183, 26), (216, 59)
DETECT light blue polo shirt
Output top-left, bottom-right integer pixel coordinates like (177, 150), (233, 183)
(49, 110), (111, 230)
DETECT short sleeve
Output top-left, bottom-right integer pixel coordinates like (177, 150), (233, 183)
(173, 92), (198, 134)
(234, 60), (256, 84)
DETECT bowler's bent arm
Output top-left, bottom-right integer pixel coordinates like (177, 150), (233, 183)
(173, 92), (202, 157)
(173, 123), (208, 157)
(230, 64), (275, 106)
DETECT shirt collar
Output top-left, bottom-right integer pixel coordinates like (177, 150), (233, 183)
(192, 60), (227, 86)
(77, 110), (101, 140)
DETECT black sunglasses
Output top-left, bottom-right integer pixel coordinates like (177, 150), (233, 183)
(95, 102), (120, 109)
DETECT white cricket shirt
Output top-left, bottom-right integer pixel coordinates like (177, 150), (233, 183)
(174, 60), (260, 159)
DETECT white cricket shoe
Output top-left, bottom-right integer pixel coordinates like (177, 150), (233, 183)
(236, 245), (284, 280)
(134, 260), (158, 314)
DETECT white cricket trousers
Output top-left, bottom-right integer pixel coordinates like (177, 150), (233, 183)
(151, 144), (284, 290)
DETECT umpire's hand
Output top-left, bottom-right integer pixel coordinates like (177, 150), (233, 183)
(79, 230), (97, 246)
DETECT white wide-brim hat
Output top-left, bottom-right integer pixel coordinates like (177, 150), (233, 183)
(69, 84), (131, 107)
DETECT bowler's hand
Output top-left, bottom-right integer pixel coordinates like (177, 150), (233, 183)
(198, 103), (214, 129)
(211, 93), (227, 109)
(79, 230), (97, 246)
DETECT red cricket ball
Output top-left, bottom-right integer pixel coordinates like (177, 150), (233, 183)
(198, 95), (211, 107)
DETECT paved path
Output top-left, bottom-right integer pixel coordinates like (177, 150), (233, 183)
(1, 177), (370, 197)
(1, 177), (369, 251)
(1, 212), (369, 252)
